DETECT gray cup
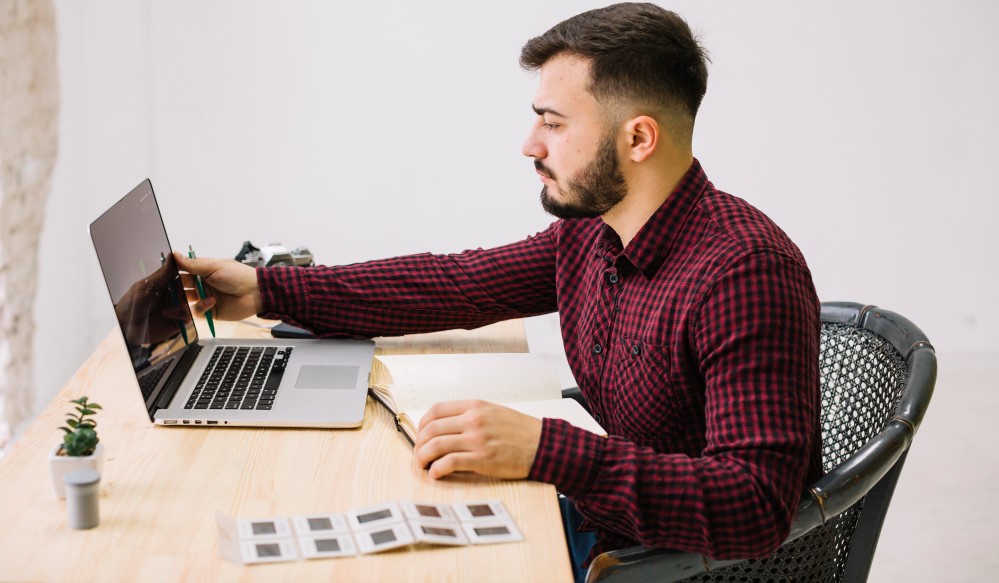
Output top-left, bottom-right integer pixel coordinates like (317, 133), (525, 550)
(64, 469), (101, 529)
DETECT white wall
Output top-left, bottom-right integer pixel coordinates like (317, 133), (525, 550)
(34, 0), (999, 412)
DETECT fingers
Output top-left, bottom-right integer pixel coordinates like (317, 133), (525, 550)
(183, 284), (200, 303)
(172, 251), (195, 272)
(190, 297), (217, 318)
(426, 452), (479, 480)
(413, 400), (541, 481)
(413, 416), (482, 480)
(173, 252), (214, 277)
(417, 400), (485, 432)
(176, 255), (214, 311)
(173, 251), (192, 272)
(415, 414), (469, 447)
(171, 252), (261, 322)
(414, 434), (470, 474)
(414, 402), (479, 475)
(413, 401), (482, 457)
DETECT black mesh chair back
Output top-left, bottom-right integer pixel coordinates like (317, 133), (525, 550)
(585, 302), (937, 583)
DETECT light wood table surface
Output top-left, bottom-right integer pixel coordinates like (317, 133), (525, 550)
(0, 318), (572, 582)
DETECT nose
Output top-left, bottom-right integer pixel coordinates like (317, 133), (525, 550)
(522, 124), (547, 159)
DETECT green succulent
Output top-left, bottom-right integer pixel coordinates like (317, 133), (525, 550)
(59, 396), (102, 457)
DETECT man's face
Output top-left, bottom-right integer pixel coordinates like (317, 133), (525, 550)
(523, 54), (627, 219)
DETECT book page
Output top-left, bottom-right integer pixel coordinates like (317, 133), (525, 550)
(505, 400), (606, 436)
(372, 354), (561, 413)
(404, 399), (605, 439)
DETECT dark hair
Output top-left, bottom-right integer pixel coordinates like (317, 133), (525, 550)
(520, 3), (709, 130)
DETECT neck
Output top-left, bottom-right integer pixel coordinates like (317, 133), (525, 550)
(602, 153), (693, 248)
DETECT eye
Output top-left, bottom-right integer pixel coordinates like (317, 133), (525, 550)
(542, 120), (559, 131)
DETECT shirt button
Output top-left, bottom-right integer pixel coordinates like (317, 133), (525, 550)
(594, 413), (603, 425)
(631, 344), (641, 356)
(608, 273), (619, 284)
(592, 344), (603, 355)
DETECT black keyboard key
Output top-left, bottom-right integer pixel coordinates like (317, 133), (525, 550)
(263, 369), (285, 391)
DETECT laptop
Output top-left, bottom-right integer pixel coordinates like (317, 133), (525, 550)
(89, 179), (375, 428)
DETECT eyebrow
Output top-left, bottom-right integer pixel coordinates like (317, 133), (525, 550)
(532, 105), (567, 119)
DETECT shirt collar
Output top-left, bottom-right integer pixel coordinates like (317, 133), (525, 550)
(596, 158), (710, 279)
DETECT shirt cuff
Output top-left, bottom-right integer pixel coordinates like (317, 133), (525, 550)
(528, 418), (606, 498)
(256, 266), (310, 325)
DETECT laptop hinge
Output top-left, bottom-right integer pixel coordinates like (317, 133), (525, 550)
(152, 343), (203, 416)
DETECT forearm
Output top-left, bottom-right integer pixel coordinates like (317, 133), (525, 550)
(257, 228), (559, 337)
(530, 420), (810, 558)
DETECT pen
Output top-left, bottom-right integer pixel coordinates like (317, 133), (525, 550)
(188, 245), (216, 337)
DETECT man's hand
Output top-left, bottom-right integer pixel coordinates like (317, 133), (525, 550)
(173, 252), (263, 321)
(115, 255), (192, 346)
(413, 400), (543, 480)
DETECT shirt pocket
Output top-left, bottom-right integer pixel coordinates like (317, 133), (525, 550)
(608, 337), (679, 441)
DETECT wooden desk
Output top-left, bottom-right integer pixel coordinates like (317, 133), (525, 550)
(0, 319), (572, 582)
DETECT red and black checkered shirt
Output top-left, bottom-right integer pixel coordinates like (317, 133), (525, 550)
(258, 159), (823, 560)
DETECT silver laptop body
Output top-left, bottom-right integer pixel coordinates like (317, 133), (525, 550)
(90, 179), (374, 428)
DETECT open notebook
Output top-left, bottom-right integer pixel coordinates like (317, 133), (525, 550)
(368, 353), (605, 444)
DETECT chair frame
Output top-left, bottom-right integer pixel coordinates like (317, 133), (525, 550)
(576, 302), (937, 583)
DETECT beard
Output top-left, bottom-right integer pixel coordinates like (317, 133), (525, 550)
(537, 131), (627, 219)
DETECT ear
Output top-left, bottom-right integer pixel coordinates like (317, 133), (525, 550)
(623, 115), (659, 163)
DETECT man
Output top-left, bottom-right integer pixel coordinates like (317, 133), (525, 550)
(177, 3), (822, 580)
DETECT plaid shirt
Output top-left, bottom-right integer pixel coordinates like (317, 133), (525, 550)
(258, 159), (823, 560)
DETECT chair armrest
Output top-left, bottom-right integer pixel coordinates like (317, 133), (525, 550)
(561, 386), (590, 413)
(586, 545), (745, 582)
(585, 488), (824, 582)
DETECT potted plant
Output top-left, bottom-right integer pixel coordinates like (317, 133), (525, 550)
(48, 396), (104, 499)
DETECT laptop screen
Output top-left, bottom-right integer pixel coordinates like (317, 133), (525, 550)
(90, 179), (198, 409)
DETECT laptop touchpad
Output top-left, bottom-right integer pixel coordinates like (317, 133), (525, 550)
(294, 365), (359, 390)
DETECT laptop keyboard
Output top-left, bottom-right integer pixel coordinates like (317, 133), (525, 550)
(184, 346), (293, 411)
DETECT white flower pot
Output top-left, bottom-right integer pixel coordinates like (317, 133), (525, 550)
(48, 442), (104, 499)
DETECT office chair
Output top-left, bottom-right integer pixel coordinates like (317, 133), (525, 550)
(562, 302), (937, 583)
